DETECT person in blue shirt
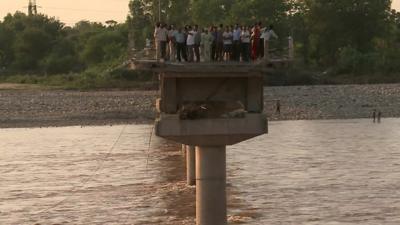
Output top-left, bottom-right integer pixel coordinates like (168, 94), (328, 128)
(232, 24), (242, 61)
(174, 28), (187, 62)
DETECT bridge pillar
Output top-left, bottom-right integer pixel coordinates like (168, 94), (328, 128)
(132, 61), (268, 225)
(181, 144), (186, 155)
(186, 145), (196, 186)
(196, 146), (227, 225)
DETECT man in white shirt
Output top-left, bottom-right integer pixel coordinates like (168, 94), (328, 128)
(168, 25), (178, 62)
(153, 22), (161, 60)
(154, 22), (168, 61)
(261, 25), (278, 62)
(186, 26), (195, 62)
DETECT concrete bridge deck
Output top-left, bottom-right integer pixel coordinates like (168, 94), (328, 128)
(129, 59), (291, 74)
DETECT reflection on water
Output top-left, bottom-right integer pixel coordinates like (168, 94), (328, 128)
(1, 119), (400, 224)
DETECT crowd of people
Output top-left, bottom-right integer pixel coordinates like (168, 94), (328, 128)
(153, 22), (278, 63)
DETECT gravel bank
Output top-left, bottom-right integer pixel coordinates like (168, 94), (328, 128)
(1, 84), (399, 128)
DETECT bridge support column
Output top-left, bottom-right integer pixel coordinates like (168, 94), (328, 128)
(186, 145), (196, 186)
(181, 144), (186, 156)
(196, 146), (227, 225)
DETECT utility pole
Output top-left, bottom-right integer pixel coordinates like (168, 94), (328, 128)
(27, 0), (39, 16)
(33, 0), (37, 15)
(158, 0), (161, 22)
(28, 0), (33, 16)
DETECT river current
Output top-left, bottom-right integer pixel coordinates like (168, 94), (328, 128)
(1, 118), (400, 224)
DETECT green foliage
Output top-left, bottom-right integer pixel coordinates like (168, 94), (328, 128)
(0, 12), (128, 76)
(1, 0), (400, 87)
(81, 31), (126, 65)
(305, 0), (392, 65)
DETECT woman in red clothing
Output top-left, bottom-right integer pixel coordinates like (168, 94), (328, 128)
(251, 23), (260, 60)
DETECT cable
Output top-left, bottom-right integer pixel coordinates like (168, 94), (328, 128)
(43, 7), (127, 14)
(32, 124), (127, 216)
(145, 124), (155, 174)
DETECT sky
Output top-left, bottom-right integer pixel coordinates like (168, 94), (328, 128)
(1, 0), (400, 26)
(0, 0), (130, 26)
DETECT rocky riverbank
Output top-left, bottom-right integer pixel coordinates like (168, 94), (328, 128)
(1, 84), (399, 128)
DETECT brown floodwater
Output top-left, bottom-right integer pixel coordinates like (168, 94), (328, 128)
(1, 119), (400, 225)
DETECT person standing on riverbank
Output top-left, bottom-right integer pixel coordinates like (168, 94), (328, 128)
(372, 109), (377, 123)
(378, 111), (382, 123)
(276, 100), (281, 114)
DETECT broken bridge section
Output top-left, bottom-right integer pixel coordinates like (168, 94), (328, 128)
(131, 60), (268, 225)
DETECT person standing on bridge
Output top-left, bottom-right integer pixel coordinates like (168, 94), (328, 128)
(200, 28), (206, 62)
(175, 28), (186, 62)
(216, 24), (224, 61)
(186, 26), (195, 62)
(223, 26), (233, 61)
(153, 22), (161, 61)
(261, 25), (279, 62)
(201, 28), (214, 62)
(240, 26), (251, 62)
(211, 26), (218, 61)
(194, 25), (201, 62)
(251, 22), (261, 60)
(154, 22), (168, 61)
(168, 25), (178, 62)
(232, 24), (241, 61)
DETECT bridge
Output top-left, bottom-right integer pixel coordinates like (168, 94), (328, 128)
(130, 43), (292, 225)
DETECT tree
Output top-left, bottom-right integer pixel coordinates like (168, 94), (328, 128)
(127, 0), (152, 49)
(81, 30), (127, 65)
(305, 0), (392, 65)
(191, 0), (235, 26)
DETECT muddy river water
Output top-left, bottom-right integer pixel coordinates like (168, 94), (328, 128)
(1, 119), (400, 225)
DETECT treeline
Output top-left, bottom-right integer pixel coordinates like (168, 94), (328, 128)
(0, 12), (128, 75)
(1, 0), (400, 84)
(130, 0), (400, 77)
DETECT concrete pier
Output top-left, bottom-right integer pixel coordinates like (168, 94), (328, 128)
(186, 145), (196, 186)
(196, 146), (227, 225)
(181, 144), (186, 155)
(132, 61), (268, 225)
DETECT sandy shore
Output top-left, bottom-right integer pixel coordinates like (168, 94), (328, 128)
(1, 84), (399, 128)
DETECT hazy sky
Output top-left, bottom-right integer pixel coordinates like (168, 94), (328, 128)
(1, 0), (400, 26)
